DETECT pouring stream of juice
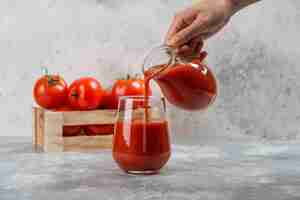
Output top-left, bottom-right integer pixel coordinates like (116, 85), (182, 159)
(144, 65), (167, 122)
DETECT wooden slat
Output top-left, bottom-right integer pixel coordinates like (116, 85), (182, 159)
(62, 110), (117, 126)
(37, 107), (45, 147)
(63, 135), (113, 152)
(33, 107), (45, 151)
(32, 107), (37, 150)
(43, 111), (64, 152)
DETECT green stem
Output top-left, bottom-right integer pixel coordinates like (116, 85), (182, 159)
(41, 66), (49, 76)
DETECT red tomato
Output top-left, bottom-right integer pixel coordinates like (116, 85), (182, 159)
(63, 126), (82, 137)
(84, 124), (114, 136)
(68, 77), (104, 110)
(110, 77), (152, 109)
(55, 106), (82, 137)
(98, 88), (114, 109)
(33, 75), (68, 109)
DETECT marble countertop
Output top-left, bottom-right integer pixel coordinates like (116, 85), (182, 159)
(1, 137), (300, 200)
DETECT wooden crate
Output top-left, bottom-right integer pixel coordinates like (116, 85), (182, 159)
(32, 107), (117, 152)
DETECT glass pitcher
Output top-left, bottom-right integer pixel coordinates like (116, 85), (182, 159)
(142, 45), (217, 111)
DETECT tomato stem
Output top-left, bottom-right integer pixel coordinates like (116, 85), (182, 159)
(41, 66), (49, 76)
(47, 75), (60, 85)
(71, 91), (78, 97)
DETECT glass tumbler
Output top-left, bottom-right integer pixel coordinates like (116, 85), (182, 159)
(112, 96), (171, 175)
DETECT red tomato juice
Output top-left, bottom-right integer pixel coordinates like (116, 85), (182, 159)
(144, 61), (217, 110)
(113, 120), (170, 173)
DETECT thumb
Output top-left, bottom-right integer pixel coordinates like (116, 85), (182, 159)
(167, 16), (209, 47)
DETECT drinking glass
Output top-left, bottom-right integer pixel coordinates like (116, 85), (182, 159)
(113, 96), (171, 175)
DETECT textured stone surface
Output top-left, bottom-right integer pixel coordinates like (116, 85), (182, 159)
(2, 137), (300, 200)
(1, 0), (300, 141)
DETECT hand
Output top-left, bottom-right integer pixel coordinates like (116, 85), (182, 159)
(165, 0), (235, 57)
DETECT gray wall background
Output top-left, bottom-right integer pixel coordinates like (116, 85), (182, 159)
(1, 0), (300, 144)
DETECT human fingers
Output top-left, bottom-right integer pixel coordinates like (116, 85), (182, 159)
(176, 37), (203, 57)
(165, 13), (190, 45)
(167, 16), (209, 47)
